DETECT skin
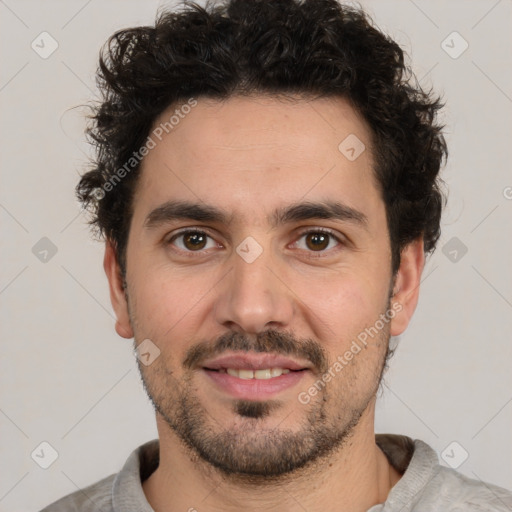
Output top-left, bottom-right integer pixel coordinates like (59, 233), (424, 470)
(104, 95), (424, 511)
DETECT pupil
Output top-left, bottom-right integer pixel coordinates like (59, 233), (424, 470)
(185, 233), (206, 250)
(307, 233), (328, 251)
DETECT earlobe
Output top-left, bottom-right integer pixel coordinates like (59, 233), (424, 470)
(390, 238), (425, 336)
(103, 241), (134, 339)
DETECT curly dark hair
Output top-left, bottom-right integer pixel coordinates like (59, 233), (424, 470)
(77, 0), (447, 277)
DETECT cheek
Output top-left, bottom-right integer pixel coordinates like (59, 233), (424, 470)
(129, 263), (219, 339)
(306, 277), (391, 396)
(294, 270), (390, 347)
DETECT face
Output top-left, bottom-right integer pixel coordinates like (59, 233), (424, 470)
(105, 95), (423, 479)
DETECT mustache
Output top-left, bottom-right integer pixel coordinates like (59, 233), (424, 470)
(183, 329), (329, 374)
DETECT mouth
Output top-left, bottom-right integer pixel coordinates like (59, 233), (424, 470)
(203, 366), (304, 378)
(200, 353), (311, 400)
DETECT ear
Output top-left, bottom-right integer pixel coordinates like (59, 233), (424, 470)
(390, 238), (425, 336)
(103, 240), (134, 339)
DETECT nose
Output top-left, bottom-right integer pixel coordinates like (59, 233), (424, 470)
(213, 241), (295, 334)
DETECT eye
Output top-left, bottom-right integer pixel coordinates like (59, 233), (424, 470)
(293, 228), (342, 254)
(167, 229), (219, 252)
(166, 227), (343, 256)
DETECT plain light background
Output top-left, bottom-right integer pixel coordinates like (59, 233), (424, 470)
(1, 0), (511, 510)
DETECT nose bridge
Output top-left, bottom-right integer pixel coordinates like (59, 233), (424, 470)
(214, 236), (294, 333)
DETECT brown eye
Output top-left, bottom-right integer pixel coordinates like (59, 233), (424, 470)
(183, 232), (207, 250)
(294, 229), (341, 254)
(305, 232), (330, 251)
(169, 230), (216, 252)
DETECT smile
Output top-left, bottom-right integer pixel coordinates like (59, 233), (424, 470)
(216, 367), (291, 379)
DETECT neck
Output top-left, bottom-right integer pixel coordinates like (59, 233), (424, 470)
(143, 400), (402, 512)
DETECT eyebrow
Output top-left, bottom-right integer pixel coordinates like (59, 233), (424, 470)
(144, 199), (368, 230)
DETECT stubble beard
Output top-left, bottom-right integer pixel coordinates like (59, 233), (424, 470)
(135, 322), (392, 482)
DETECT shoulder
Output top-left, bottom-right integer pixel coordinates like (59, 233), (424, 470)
(376, 435), (512, 511)
(424, 465), (512, 511)
(38, 439), (159, 512)
(39, 473), (116, 512)
(407, 439), (512, 511)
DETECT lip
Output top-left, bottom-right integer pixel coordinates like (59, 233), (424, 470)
(202, 367), (309, 400)
(200, 352), (312, 400)
(201, 352), (312, 372)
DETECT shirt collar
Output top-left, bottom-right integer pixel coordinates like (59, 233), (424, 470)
(110, 434), (439, 512)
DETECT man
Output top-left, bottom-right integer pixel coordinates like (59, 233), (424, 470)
(41, 0), (512, 510)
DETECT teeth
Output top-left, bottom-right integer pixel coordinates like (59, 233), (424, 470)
(255, 369), (272, 379)
(224, 368), (291, 379)
(238, 369), (254, 380)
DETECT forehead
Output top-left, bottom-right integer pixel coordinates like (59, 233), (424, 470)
(133, 94), (380, 226)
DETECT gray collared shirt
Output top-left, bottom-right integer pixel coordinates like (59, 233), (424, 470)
(40, 434), (512, 511)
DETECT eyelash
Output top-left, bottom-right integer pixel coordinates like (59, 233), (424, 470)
(166, 227), (344, 258)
